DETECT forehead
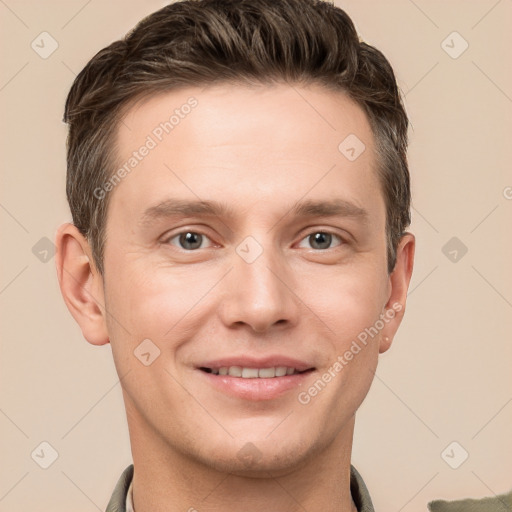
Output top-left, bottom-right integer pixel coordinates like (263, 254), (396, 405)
(119, 82), (374, 158)
(110, 82), (382, 225)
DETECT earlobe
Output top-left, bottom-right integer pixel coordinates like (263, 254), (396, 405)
(379, 232), (415, 354)
(55, 223), (110, 346)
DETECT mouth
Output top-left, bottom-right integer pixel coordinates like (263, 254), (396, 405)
(199, 366), (314, 378)
(196, 358), (316, 401)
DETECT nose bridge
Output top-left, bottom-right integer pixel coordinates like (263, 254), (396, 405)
(220, 235), (298, 332)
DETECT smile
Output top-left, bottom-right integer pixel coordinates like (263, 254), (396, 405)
(200, 366), (312, 378)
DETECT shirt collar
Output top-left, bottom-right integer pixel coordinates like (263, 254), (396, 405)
(126, 477), (134, 512)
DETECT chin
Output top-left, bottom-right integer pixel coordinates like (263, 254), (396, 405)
(188, 434), (324, 477)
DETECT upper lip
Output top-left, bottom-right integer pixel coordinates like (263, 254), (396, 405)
(197, 356), (315, 372)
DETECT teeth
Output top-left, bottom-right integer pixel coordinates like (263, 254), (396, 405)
(258, 367), (275, 378)
(228, 366), (242, 377)
(241, 367), (259, 378)
(209, 366), (301, 378)
(275, 366), (287, 377)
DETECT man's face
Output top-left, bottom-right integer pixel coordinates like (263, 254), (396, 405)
(101, 83), (404, 474)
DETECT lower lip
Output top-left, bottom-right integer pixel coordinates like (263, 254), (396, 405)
(198, 370), (314, 401)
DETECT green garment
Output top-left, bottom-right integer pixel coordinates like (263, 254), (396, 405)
(105, 463), (512, 512)
(105, 463), (376, 511)
(428, 490), (512, 512)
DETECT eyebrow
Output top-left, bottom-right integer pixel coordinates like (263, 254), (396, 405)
(140, 199), (236, 227)
(139, 197), (369, 226)
(291, 198), (369, 222)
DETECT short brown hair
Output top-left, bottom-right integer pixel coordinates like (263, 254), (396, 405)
(64, 0), (410, 275)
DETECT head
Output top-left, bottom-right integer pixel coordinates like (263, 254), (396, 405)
(57, 0), (414, 475)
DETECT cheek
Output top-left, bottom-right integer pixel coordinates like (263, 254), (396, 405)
(105, 258), (217, 343)
(302, 262), (388, 343)
(302, 269), (385, 413)
(103, 265), (193, 405)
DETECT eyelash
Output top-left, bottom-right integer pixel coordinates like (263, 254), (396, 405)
(163, 229), (346, 251)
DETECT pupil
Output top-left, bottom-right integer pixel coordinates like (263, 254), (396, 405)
(311, 232), (331, 249)
(180, 232), (202, 250)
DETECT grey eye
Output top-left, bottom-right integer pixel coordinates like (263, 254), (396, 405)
(309, 232), (332, 250)
(298, 231), (343, 250)
(169, 232), (207, 250)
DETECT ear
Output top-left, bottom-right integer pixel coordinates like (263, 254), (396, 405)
(379, 232), (415, 353)
(55, 223), (109, 346)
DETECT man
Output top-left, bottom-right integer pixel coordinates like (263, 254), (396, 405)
(55, 0), (415, 510)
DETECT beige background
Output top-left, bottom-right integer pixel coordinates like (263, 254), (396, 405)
(1, 1), (511, 510)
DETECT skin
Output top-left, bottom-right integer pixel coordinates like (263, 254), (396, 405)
(56, 83), (414, 512)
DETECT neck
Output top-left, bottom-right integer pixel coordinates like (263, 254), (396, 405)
(125, 401), (357, 512)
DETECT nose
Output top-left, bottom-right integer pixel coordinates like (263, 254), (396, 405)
(218, 243), (300, 334)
